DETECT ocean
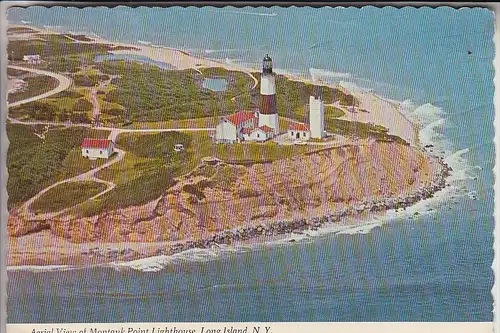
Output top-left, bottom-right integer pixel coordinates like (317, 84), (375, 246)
(5, 6), (495, 322)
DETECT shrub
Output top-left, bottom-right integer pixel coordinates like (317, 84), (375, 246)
(102, 108), (123, 116)
(52, 90), (84, 98)
(70, 112), (92, 123)
(73, 74), (99, 87)
(73, 98), (93, 112)
(9, 101), (59, 121)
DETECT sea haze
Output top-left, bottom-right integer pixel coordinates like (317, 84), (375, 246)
(6, 6), (495, 322)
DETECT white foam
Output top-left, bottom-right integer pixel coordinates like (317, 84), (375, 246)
(7, 265), (74, 272)
(204, 49), (246, 54)
(109, 246), (249, 272)
(309, 68), (353, 81)
(409, 103), (446, 125)
(338, 81), (372, 93)
(335, 221), (384, 235)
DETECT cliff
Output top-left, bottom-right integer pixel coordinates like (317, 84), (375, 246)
(8, 140), (448, 248)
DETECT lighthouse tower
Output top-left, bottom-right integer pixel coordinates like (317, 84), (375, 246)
(259, 54), (279, 135)
(309, 85), (325, 139)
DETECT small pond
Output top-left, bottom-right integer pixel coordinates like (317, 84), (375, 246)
(202, 78), (228, 92)
(94, 54), (175, 70)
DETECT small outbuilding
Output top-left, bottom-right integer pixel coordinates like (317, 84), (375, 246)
(81, 138), (114, 159)
(288, 123), (310, 141)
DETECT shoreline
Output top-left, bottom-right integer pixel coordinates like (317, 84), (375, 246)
(7, 23), (444, 268)
(8, 23), (419, 144)
(7, 154), (452, 268)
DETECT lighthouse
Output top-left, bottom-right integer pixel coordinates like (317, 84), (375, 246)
(259, 54), (279, 135)
(309, 85), (325, 139)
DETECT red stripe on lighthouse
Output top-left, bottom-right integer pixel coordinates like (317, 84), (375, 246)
(260, 94), (277, 115)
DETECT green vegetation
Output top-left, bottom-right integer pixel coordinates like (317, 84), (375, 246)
(325, 105), (346, 118)
(95, 62), (255, 122)
(51, 89), (84, 99)
(116, 131), (192, 160)
(30, 181), (107, 214)
(213, 141), (315, 164)
(6, 123), (109, 208)
(7, 75), (59, 103)
(7, 33), (138, 76)
(246, 72), (359, 123)
(78, 131), (194, 216)
(66, 34), (94, 42)
(71, 130), (315, 216)
(73, 98), (93, 112)
(9, 101), (93, 123)
(73, 74), (110, 87)
(325, 118), (408, 144)
(7, 68), (28, 76)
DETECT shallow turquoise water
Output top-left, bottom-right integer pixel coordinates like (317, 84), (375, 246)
(6, 6), (495, 322)
(202, 78), (228, 92)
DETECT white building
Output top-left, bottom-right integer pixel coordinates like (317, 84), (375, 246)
(287, 88), (325, 142)
(81, 138), (114, 159)
(288, 123), (311, 141)
(214, 110), (276, 143)
(215, 54), (280, 144)
(22, 54), (41, 64)
(309, 87), (325, 139)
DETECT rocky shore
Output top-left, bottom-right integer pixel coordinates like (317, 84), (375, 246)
(144, 158), (452, 258)
(7, 146), (451, 266)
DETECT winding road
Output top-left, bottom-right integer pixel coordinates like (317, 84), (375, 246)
(7, 65), (73, 108)
(20, 148), (125, 220)
(9, 64), (218, 219)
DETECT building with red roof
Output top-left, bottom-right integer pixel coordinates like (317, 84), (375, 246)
(81, 138), (114, 159)
(214, 109), (278, 143)
(225, 111), (257, 127)
(288, 122), (311, 141)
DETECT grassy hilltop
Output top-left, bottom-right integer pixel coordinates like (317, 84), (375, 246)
(7, 30), (408, 217)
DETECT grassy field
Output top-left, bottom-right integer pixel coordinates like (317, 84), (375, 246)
(212, 140), (315, 164)
(94, 62), (255, 122)
(7, 75), (60, 104)
(67, 130), (316, 217)
(6, 123), (109, 208)
(30, 181), (107, 214)
(247, 72), (359, 123)
(124, 117), (219, 129)
(325, 118), (408, 144)
(9, 101), (93, 123)
(325, 105), (346, 118)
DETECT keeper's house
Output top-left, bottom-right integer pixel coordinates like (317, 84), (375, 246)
(81, 138), (114, 159)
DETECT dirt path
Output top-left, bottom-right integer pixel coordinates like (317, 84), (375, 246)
(90, 77), (113, 126)
(7, 65), (73, 108)
(20, 148), (125, 220)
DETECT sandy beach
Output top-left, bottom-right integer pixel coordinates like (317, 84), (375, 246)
(7, 24), (437, 267)
(8, 24), (418, 145)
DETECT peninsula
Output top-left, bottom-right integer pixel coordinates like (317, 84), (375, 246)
(6, 24), (450, 266)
